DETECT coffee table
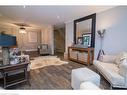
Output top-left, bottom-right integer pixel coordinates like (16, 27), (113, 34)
(0, 62), (30, 88)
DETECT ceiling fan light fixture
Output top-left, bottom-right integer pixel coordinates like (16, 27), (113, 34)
(19, 27), (26, 33)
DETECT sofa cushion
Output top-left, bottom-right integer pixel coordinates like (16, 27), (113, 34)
(94, 61), (124, 86)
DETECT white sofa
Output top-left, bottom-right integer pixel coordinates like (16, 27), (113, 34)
(93, 52), (127, 88)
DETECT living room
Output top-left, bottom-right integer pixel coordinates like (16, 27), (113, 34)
(0, 5), (127, 90)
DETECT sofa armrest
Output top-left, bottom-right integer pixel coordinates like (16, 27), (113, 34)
(101, 55), (116, 63)
(93, 60), (114, 65)
(119, 60), (127, 86)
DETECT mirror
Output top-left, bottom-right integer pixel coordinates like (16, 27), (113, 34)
(74, 13), (96, 47)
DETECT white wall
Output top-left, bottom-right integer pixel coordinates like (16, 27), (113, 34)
(65, 21), (74, 53)
(95, 6), (127, 58)
(41, 25), (54, 55)
(65, 6), (127, 59)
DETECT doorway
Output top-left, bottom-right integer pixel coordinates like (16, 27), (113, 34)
(54, 25), (65, 59)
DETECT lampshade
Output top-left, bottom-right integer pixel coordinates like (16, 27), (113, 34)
(19, 27), (26, 33)
(0, 34), (16, 47)
(97, 29), (106, 38)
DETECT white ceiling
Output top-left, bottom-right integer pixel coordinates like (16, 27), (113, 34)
(0, 6), (115, 28)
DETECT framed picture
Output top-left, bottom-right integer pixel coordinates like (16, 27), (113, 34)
(77, 37), (83, 44)
(82, 33), (91, 47)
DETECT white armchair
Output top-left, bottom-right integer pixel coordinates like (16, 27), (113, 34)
(38, 44), (50, 55)
(94, 53), (127, 88)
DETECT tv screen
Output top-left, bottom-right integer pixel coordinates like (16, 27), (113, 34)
(0, 34), (17, 47)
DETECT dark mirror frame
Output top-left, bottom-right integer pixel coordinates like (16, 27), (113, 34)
(74, 13), (96, 48)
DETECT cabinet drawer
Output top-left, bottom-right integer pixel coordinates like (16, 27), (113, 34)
(70, 51), (78, 59)
(78, 52), (88, 62)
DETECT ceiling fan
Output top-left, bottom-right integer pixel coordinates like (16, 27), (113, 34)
(13, 23), (31, 33)
(13, 22), (31, 27)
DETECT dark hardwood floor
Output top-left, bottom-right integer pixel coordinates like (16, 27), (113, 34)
(8, 62), (110, 90)
(11, 61), (85, 89)
(0, 51), (111, 90)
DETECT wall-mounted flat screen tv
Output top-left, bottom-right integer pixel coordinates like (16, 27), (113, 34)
(0, 34), (17, 47)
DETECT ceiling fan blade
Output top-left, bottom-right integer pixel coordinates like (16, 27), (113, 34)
(13, 23), (31, 27)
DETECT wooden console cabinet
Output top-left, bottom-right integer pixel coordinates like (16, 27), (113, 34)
(68, 46), (94, 66)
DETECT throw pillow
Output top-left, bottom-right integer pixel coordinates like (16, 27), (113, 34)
(115, 52), (127, 66)
(102, 55), (116, 63)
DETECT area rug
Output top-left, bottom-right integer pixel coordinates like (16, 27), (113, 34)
(30, 56), (68, 70)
